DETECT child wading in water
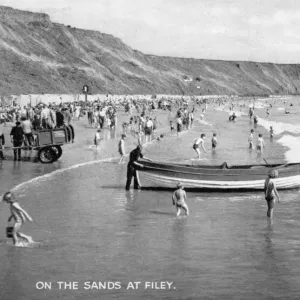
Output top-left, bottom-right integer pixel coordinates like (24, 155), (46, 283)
(269, 126), (274, 139)
(192, 133), (207, 159)
(264, 170), (280, 218)
(2, 192), (34, 246)
(172, 182), (189, 217)
(211, 133), (217, 151)
(94, 129), (102, 149)
(256, 133), (265, 154)
(118, 134), (126, 164)
(248, 129), (254, 149)
(170, 121), (175, 135)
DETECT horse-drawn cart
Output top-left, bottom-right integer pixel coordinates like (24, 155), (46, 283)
(35, 124), (75, 163)
(2, 124), (75, 163)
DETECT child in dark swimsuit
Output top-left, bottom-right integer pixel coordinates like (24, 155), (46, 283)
(2, 191), (34, 246)
(269, 126), (274, 139)
(212, 133), (217, 151)
(170, 121), (174, 135)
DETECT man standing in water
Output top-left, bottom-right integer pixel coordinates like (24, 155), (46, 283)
(264, 170), (280, 218)
(125, 145), (151, 190)
(192, 133), (207, 159)
(172, 182), (189, 217)
(2, 191), (34, 246)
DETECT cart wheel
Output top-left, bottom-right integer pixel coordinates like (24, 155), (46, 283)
(51, 145), (62, 160)
(38, 147), (57, 164)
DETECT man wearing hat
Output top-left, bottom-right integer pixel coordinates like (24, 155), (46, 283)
(125, 145), (151, 190)
(172, 182), (189, 217)
(10, 121), (24, 161)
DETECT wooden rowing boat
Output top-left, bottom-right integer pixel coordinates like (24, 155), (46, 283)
(134, 160), (300, 191)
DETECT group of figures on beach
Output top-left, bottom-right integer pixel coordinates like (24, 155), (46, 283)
(124, 143), (281, 219)
(0, 95), (287, 247)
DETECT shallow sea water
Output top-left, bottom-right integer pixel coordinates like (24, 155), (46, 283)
(0, 97), (300, 300)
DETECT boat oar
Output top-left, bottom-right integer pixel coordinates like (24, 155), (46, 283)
(264, 158), (289, 170)
(263, 158), (269, 166)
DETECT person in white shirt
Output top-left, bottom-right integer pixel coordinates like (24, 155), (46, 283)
(144, 117), (153, 143)
(257, 133), (265, 154)
(20, 106), (27, 119)
(41, 105), (50, 128)
(248, 129), (254, 149)
(21, 117), (33, 146)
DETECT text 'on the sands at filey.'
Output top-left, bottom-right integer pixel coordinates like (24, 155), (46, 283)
(35, 281), (175, 290)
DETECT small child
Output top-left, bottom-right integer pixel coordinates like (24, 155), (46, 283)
(94, 129), (101, 148)
(137, 132), (142, 145)
(253, 115), (258, 127)
(2, 191), (33, 246)
(257, 133), (265, 154)
(118, 134), (126, 164)
(122, 122), (128, 134)
(170, 121), (174, 134)
(172, 182), (189, 217)
(269, 126), (274, 139)
(248, 129), (254, 149)
(212, 133), (217, 151)
(156, 134), (164, 142)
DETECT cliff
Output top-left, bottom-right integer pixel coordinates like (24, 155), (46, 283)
(0, 5), (300, 96)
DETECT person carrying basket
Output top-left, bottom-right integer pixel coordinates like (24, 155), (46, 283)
(2, 191), (34, 246)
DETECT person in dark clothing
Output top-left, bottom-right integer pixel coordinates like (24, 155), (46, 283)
(56, 110), (65, 128)
(32, 115), (41, 131)
(0, 133), (5, 160)
(125, 145), (151, 190)
(229, 113), (237, 122)
(10, 122), (24, 161)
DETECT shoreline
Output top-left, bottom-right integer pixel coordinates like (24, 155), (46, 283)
(1, 97), (300, 197)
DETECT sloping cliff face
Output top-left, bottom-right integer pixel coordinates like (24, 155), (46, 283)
(1, 6), (300, 96)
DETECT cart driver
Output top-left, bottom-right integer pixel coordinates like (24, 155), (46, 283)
(10, 121), (24, 161)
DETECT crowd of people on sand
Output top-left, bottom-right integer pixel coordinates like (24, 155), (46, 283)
(0, 95), (291, 246)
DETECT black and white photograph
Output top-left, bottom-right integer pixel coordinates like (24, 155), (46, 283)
(1, 0), (300, 299)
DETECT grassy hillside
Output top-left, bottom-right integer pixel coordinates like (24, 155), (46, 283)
(0, 6), (300, 96)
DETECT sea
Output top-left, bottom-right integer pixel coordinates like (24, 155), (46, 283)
(0, 96), (300, 300)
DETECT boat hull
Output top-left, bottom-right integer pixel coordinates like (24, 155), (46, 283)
(136, 161), (300, 191)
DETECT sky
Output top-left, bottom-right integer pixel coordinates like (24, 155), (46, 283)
(2, 0), (300, 63)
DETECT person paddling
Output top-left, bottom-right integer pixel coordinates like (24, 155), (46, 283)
(264, 170), (280, 218)
(118, 134), (126, 164)
(2, 191), (34, 246)
(172, 182), (189, 217)
(192, 133), (207, 159)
